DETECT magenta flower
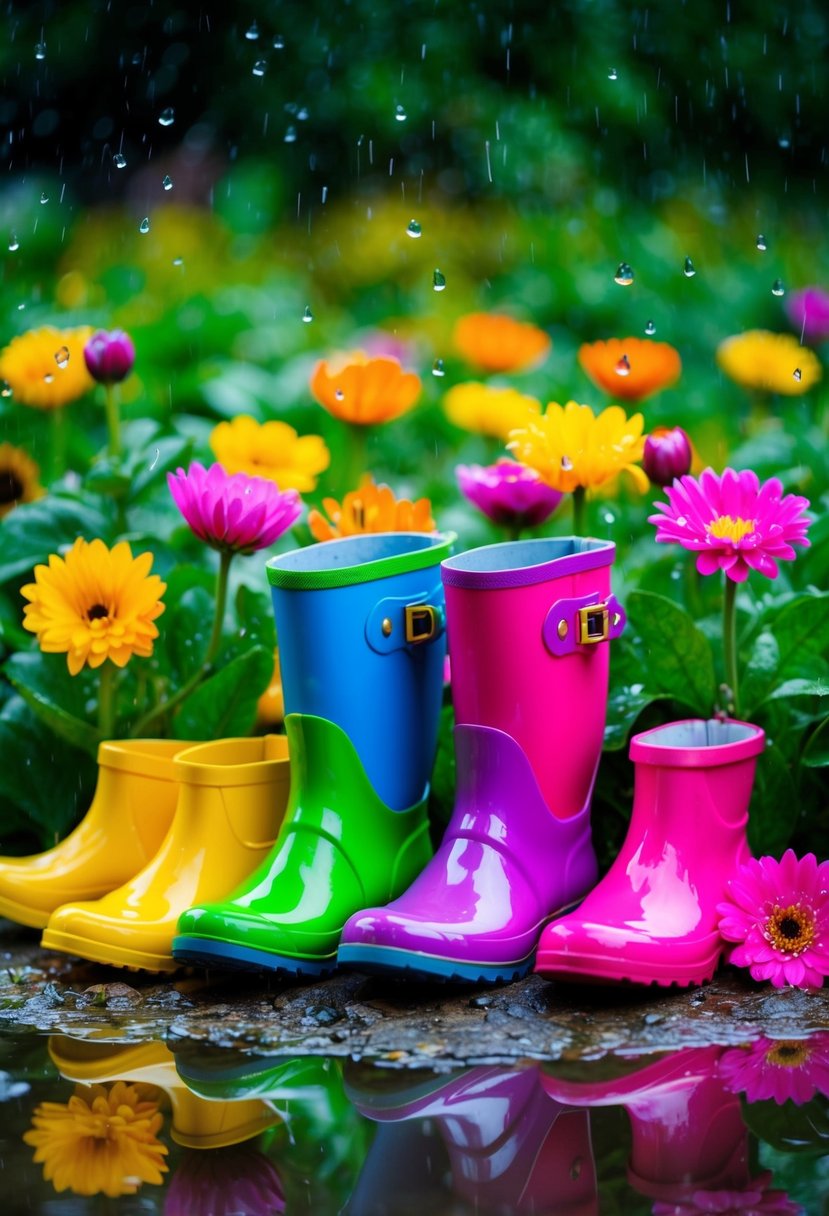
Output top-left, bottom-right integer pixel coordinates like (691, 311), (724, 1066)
(652, 1175), (800, 1216)
(649, 467), (810, 582)
(168, 462), (302, 554)
(717, 850), (829, 989)
(719, 1034), (829, 1106)
(456, 459), (563, 530)
(165, 1145), (285, 1216)
(83, 329), (136, 383)
(643, 425), (693, 486)
(785, 286), (829, 345)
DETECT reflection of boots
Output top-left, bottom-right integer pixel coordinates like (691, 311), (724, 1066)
(536, 718), (765, 987)
(41, 736), (290, 971)
(0, 740), (189, 929)
(347, 1064), (598, 1214)
(49, 1037), (280, 1150)
(165, 1143), (285, 1216)
(542, 1047), (750, 1202)
(174, 532), (453, 977)
(340, 537), (621, 983)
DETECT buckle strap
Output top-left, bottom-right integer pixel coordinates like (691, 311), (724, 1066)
(366, 586), (446, 654)
(543, 593), (625, 657)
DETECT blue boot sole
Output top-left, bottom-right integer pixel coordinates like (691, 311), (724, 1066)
(172, 935), (337, 979)
(337, 944), (534, 985)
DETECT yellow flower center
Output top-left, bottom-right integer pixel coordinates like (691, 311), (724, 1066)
(707, 514), (757, 543)
(0, 470), (24, 503)
(87, 603), (110, 622)
(765, 903), (815, 956)
(764, 1041), (811, 1070)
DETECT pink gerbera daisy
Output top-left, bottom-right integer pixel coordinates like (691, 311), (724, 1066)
(168, 462), (302, 555)
(652, 1174), (800, 1216)
(717, 850), (829, 989)
(648, 467), (810, 582)
(718, 1034), (829, 1106)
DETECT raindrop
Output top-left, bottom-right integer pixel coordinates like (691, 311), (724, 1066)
(113, 152), (127, 169)
(139, 217), (150, 234)
(35, 41), (46, 60)
(297, 106), (309, 121)
(302, 305), (313, 323)
(321, 185), (328, 204)
(162, 175), (173, 191)
(273, 34), (285, 49)
(614, 262), (634, 286)
(603, 510), (616, 524)
(334, 388), (344, 401)
(8, 234), (19, 253)
(793, 367), (802, 381)
(756, 233), (768, 252)
(284, 126), (297, 143)
(245, 21), (259, 40)
(158, 107), (175, 127)
(39, 191), (49, 205)
(406, 219), (422, 238)
(252, 59), (267, 77)
(608, 68), (618, 80)
(54, 346), (70, 369)
(644, 319), (656, 335)
(43, 373), (54, 384)
(615, 353), (631, 376)
(0, 381), (12, 398)
(432, 358), (445, 377)
(149, 448), (160, 471)
(433, 268), (446, 291)
(561, 456), (574, 471)
(172, 257), (184, 267)
(395, 104), (407, 122)
(771, 278), (785, 297)
(683, 256), (696, 277)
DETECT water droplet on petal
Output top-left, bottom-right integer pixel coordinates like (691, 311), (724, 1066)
(406, 219), (422, 238)
(43, 372), (54, 384)
(614, 261), (634, 286)
(245, 21), (259, 40)
(8, 234), (19, 252)
(608, 68), (618, 80)
(644, 319), (656, 335)
(683, 256), (696, 277)
(113, 152), (127, 169)
(676, 516), (687, 527)
(172, 256), (184, 267)
(334, 388), (344, 401)
(432, 358), (445, 377)
(561, 455), (574, 471)
(252, 59), (267, 76)
(39, 191), (49, 205)
(615, 354), (631, 376)
(772, 278), (785, 296)
(302, 305), (313, 323)
(0, 380), (12, 398)
(139, 217), (150, 234)
(395, 104), (407, 122)
(55, 346), (70, 369)
(35, 42), (46, 60)
(162, 174), (173, 191)
(433, 268), (446, 291)
(158, 107), (175, 127)
(284, 125), (297, 143)
(793, 367), (802, 381)
(756, 233), (768, 252)
(273, 34), (285, 49)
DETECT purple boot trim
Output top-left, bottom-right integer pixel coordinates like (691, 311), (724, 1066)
(338, 724), (598, 978)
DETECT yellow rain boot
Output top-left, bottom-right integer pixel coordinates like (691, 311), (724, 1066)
(0, 740), (190, 929)
(41, 736), (290, 972)
(48, 1036), (280, 1149)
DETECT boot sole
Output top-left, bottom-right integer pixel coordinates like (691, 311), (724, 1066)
(0, 894), (52, 930)
(172, 935), (337, 978)
(534, 946), (722, 988)
(337, 943), (535, 985)
(40, 928), (180, 973)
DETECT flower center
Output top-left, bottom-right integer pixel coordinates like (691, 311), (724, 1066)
(87, 603), (110, 622)
(765, 1041), (811, 1069)
(0, 471), (24, 503)
(707, 514), (757, 543)
(765, 903), (815, 955)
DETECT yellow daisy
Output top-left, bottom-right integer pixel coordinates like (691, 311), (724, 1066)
(0, 443), (45, 517)
(0, 325), (95, 410)
(716, 330), (822, 395)
(508, 400), (648, 493)
(210, 415), (330, 492)
(309, 474), (436, 541)
(443, 382), (541, 441)
(21, 538), (166, 676)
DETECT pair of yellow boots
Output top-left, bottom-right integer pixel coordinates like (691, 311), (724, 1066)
(0, 736), (291, 971)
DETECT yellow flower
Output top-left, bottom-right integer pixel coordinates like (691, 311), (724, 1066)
(210, 415), (330, 493)
(309, 474), (436, 541)
(21, 538), (166, 676)
(0, 325), (95, 410)
(0, 443), (45, 517)
(716, 330), (822, 395)
(310, 353), (421, 425)
(256, 648), (284, 728)
(453, 313), (551, 373)
(23, 1080), (168, 1197)
(443, 383), (541, 441)
(508, 400), (648, 494)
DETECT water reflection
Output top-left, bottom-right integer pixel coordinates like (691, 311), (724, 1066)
(6, 1035), (824, 1212)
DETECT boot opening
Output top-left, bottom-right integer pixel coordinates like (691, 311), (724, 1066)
(640, 720), (760, 749)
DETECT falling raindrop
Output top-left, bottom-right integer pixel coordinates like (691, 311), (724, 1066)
(561, 456), (574, 471)
(162, 175), (173, 191)
(432, 358), (445, 377)
(8, 234), (19, 252)
(158, 107), (175, 127)
(139, 217), (150, 234)
(321, 185), (328, 204)
(0, 381), (12, 398)
(608, 68), (618, 80)
(113, 152), (127, 169)
(615, 354), (631, 376)
(793, 367), (802, 381)
(395, 104), (407, 122)
(614, 262), (634, 286)
(39, 191), (49, 205)
(302, 305), (313, 323)
(273, 34), (285, 49)
(756, 233), (768, 252)
(284, 126), (297, 143)
(433, 268), (446, 291)
(252, 59), (267, 76)
(245, 21), (259, 40)
(771, 278), (785, 297)
(683, 256), (696, 277)
(172, 256), (184, 267)
(644, 320), (656, 335)
(54, 346), (70, 369)
(35, 42), (46, 60)
(406, 219), (422, 238)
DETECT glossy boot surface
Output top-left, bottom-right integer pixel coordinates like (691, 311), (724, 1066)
(536, 718), (766, 987)
(0, 739), (189, 929)
(340, 537), (621, 983)
(41, 736), (290, 972)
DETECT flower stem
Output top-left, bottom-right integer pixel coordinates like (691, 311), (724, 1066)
(129, 549), (234, 736)
(722, 574), (739, 717)
(344, 424), (369, 495)
(505, 523), (523, 542)
(104, 384), (122, 461)
(48, 408), (67, 483)
(97, 662), (117, 740)
(571, 487), (587, 535)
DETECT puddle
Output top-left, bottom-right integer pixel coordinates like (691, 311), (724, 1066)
(1, 1029), (827, 1213)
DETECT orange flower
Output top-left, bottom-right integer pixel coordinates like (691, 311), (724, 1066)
(453, 313), (551, 373)
(310, 353), (421, 425)
(309, 475), (436, 541)
(578, 337), (682, 402)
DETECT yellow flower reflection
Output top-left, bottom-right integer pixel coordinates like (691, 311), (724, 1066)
(508, 400), (648, 493)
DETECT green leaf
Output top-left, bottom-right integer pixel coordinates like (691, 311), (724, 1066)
(748, 745), (798, 855)
(2, 651), (101, 756)
(767, 678), (829, 701)
(746, 593), (829, 710)
(129, 433), (193, 500)
(0, 495), (112, 586)
(172, 645), (273, 739)
(233, 584), (276, 654)
(803, 716), (829, 768)
(739, 630), (780, 716)
(624, 590), (717, 715)
(603, 688), (668, 750)
(164, 585), (215, 683)
(742, 1093), (829, 1155)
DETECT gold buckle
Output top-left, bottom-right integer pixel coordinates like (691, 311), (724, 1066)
(578, 603), (610, 645)
(405, 604), (437, 644)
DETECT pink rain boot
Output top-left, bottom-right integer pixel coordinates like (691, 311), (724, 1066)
(541, 1047), (751, 1203)
(338, 537), (624, 983)
(535, 718), (765, 987)
(347, 1065), (598, 1214)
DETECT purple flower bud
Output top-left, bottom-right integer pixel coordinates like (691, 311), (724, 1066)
(83, 329), (135, 384)
(643, 426), (692, 487)
(456, 459), (562, 529)
(785, 286), (829, 345)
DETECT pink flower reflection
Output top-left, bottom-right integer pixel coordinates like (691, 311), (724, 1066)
(718, 1034), (829, 1106)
